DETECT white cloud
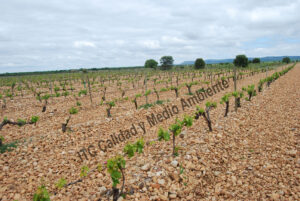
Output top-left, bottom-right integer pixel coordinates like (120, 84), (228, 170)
(115, 40), (125, 46)
(73, 41), (96, 48)
(139, 40), (161, 49)
(161, 36), (186, 45)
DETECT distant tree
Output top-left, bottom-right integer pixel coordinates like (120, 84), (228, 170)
(144, 59), (158, 69)
(252, 58), (260, 63)
(160, 56), (174, 70)
(234, 55), (248, 67)
(282, 57), (291, 63)
(194, 58), (206, 69)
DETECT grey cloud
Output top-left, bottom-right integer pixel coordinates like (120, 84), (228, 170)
(0, 0), (299, 73)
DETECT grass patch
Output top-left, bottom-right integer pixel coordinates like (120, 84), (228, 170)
(155, 100), (164, 105)
(185, 92), (193, 96)
(0, 141), (18, 154)
(139, 100), (167, 109)
(196, 88), (205, 93)
(139, 103), (154, 109)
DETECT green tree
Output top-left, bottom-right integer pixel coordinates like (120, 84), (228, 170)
(194, 58), (205, 69)
(159, 56), (174, 70)
(144, 59), (158, 69)
(234, 55), (248, 67)
(282, 57), (291, 63)
(252, 58), (260, 63)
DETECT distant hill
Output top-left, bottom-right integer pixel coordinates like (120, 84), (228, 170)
(181, 56), (300, 65)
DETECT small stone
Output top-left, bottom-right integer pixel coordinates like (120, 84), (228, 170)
(150, 183), (160, 189)
(150, 195), (158, 200)
(214, 171), (221, 176)
(138, 182), (144, 189)
(287, 150), (297, 157)
(180, 130), (187, 138)
(169, 193), (177, 199)
(171, 161), (178, 167)
(147, 171), (155, 177)
(265, 164), (273, 170)
(186, 162), (195, 169)
(14, 194), (21, 200)
(159, 194), (168, 200)
(231, 176), (237, 185)
(156, 171), (164, 176)
(141, 164), (151, 171)
(158, 179), (165, 185)
(271, 193), (280, 200)
(165, 159), (171, 164)
(169, 173), (179, 182)
(129, 187), (134, 195)
(99, 186), (107, 195)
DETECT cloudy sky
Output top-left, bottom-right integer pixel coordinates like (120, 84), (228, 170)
(1, 0), (300, 73)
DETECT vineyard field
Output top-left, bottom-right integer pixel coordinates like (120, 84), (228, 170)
(0, 63), (299, 200)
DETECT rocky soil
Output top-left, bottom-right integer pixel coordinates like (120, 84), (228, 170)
(0, 64), (299, 200)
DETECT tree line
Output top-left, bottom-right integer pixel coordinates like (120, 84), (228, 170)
(145, 55), (292, 70)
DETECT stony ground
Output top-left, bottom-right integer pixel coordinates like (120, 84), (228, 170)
(0, 64), (299, 200)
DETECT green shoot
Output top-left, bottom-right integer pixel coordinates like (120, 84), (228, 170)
(108, 101), (115, 107)
(30, 116), (39, 124)
(242, 84), (256, 101)
(17, 119), (26, 127)
(33, 185), (50, 201)
(135, 138), (145, 153)
(55, 178), (67, 189)
(169, 121), (182, 137)
(181, 115), (193, 127)
(107, 156), (126, 188)
(144, 89), (151, 96)
(42, 94), (50, 100)
(123, 138), (145, 158)
(80, 165), (89, 177)
(78, 89), (87, 96)
(174, 146), (180, 156)
(205, 101), (217, 108)
(158, 127), (170, 141)
(135, 94), (142, 98)
(97, 164), (103, 172)
(220, 93), (231, 104)
(69, 107), (78, 115)
(123, 143), (136, 158)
